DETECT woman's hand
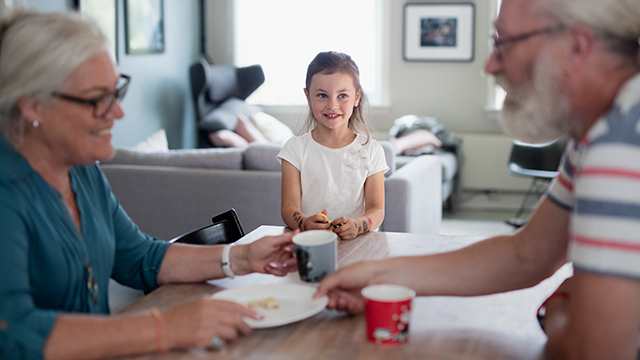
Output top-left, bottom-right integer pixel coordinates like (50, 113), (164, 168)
(232, 231), (298, 276)
(162, 296), (261, 350)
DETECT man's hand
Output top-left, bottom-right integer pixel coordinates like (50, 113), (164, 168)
(314, 260), (384, 314)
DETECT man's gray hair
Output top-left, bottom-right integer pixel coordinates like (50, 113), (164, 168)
(0, 9), (108, 132)
(537, 0), (640, 67)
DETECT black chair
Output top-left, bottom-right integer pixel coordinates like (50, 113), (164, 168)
(505, 137), (568, 228)
(170, 209), (245, 245)
(189, 59), (265, 148)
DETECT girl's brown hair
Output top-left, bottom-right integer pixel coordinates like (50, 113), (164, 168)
(303, 51), (370, 143)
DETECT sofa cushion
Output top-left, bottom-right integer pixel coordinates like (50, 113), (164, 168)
(396, 153), (457, 182)
(104, 147), (244, 170)
(243, 143), (282, 171)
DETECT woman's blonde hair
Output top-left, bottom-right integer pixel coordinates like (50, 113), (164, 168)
(536, 0), (640, 67)
(0, 8), (108, 135)
(303, 51), (371, 143)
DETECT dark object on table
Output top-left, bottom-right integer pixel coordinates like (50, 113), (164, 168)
(171, 208), (244, 245)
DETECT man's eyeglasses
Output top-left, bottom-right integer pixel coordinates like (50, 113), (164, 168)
(490, 26), (565, 57)
(52, 74), (131, 118)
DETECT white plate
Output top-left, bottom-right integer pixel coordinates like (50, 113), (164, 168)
(211, 284), (328, 328)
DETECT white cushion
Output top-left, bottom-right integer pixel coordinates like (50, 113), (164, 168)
(249, 111), (294, 145)
(133, 129), (169, 152)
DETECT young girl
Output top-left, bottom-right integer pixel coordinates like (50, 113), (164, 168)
(277, 51), (388, 240)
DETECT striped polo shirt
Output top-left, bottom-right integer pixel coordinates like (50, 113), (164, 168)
(547, 73), (640, 279)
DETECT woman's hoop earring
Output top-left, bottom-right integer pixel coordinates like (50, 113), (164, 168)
(32, 120), (39, 128)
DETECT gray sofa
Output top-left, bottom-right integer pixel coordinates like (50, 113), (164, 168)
(99, 142), (443, 241)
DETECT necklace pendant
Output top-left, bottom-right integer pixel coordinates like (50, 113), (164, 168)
(86, 260), (99, 305)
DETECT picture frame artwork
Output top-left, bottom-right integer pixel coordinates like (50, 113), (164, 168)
(74, 0), (117, 63)
(125, 0), (165, 54)
(403, 3), (475, 62)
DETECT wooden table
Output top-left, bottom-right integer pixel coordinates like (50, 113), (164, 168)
(118, 226), (571, 360)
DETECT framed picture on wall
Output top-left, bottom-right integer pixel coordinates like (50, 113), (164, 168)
(403, 3), (475, 62)
(125, 0), (165, 54)
(74, 0), (118, 63)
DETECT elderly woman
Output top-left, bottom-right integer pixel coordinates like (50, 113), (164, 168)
(0, 9), (297, 360)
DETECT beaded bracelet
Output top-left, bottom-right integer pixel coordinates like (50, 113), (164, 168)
(150, 307), (166, 355)
(537, 290), (570, 332)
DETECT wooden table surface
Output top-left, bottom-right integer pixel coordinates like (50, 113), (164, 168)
(117, 226), (571, 360)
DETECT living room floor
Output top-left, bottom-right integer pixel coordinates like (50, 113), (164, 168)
(440, 209), (520, 237)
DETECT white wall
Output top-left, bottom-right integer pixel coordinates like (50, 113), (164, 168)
(206, 0), (521, 192)
(207, 0), (502, 135)
(16, 0), (201, 149)
(459, 133), (530, 191)
(114, 0), (201, 148)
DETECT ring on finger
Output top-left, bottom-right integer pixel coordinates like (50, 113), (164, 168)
(210, 336), (223, 350)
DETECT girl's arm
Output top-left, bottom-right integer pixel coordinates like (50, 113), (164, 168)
(281, 160), (305, 230)
(333, 171), (385, 240)
(280, 160), (330, 231)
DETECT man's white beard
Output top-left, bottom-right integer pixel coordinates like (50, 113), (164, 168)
(496, 50), (578, 144)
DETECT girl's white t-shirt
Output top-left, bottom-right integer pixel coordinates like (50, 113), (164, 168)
(277, 131), (389, 220)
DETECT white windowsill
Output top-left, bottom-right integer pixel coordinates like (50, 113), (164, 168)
(483, 105), (501, 122)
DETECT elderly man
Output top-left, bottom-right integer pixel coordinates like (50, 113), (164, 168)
(315, 0), (640, 359)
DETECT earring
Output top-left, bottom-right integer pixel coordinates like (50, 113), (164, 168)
(32, 120), (39, 128)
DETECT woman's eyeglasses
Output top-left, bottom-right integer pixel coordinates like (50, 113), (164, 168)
(52, 74), (131, 118)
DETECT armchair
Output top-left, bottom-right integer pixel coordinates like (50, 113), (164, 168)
(505, 136), (569, 227)
(189, 59), (265, 148)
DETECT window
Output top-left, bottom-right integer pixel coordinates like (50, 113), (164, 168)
(233, 0), (385, 106)
(487, 0), (506, 110)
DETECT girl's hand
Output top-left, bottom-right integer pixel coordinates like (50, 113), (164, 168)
(162, 297), (261, 350)
(303, 210), (331, 231)
(332, 217), (359, 240)
(235, 232), (298, 276)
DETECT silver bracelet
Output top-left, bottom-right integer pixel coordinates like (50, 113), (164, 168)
(221, 244), (235, 279)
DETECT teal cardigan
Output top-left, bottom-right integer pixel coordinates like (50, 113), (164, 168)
(0, 134), (171, 359)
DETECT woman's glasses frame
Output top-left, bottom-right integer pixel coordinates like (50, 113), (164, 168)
(51, 74), (131, 118)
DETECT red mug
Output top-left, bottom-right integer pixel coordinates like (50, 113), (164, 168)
(362, 284), (416, 345)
